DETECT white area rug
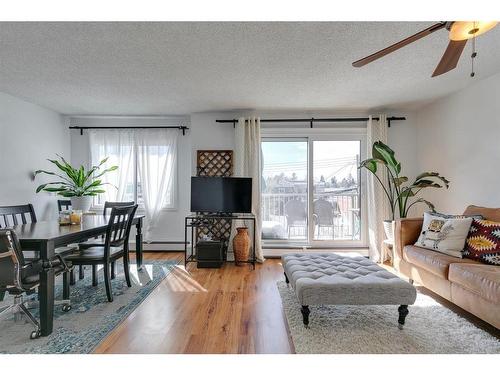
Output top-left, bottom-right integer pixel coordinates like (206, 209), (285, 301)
(277, 281), (500, 354)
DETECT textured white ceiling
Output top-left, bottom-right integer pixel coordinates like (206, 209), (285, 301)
(0, 22), (499, 115)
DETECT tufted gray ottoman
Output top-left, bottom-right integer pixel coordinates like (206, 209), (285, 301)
(282, 253), (417, 328)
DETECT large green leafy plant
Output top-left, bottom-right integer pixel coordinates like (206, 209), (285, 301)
(35, 155), (118, 197)
(359, 141), (449, 220)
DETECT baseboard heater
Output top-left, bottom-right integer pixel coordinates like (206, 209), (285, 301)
(140, 241), (189, 245)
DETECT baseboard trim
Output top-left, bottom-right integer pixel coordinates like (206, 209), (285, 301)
(264, 247), (369, 257)
(141, 249), (182, 253)
(131, 242), (186, 251)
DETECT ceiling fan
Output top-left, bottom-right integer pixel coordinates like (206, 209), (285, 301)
(352, 21), (498, 77)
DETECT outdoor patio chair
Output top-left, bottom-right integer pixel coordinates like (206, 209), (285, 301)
(284, 199), (307, 238)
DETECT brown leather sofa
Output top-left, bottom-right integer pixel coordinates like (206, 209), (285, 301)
(394, 205), (500, 329)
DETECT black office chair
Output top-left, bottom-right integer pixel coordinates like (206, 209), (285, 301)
(0, 229), (72, 339)
(65, 205), (138, 302)
(0, 204), (77, 259)
(76, 201), (135, 285)
(57, 199), (72, 212)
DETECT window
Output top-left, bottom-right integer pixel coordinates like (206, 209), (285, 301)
(89, 129), (178, 212)
(261, 130), (366, 247)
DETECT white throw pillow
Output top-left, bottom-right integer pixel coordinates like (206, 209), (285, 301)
(415, 212), (473, 258)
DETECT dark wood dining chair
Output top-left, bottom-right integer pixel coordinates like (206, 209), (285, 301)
(0, 204), (78, 260)
(77, 201), (135, 285)
(57, 199), (72, 212)
(56, 199), (89, 282)
(0, 204), (37, 227)
(65, 204), (138, 302)
(103, 201), (136, 215)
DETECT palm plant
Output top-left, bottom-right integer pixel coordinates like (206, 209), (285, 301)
(359, 141), (449, 220)
(35, 155), (118, 197)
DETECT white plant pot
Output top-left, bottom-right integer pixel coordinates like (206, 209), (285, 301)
(71, 196), (93, 212)
(383, 220), (395, 241)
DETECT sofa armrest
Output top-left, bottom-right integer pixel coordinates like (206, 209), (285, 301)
(394, 218), (423, 268)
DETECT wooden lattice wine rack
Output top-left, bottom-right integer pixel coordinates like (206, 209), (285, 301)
(195, 150), (234, 251)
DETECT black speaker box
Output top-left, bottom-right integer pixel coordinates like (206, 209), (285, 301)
(196, 240), (224, 268)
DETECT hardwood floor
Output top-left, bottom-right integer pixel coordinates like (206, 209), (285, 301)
(94, 252), (499, 354)
(94, 252), (294, 354)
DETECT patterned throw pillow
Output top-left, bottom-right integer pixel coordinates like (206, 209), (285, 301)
(415, 212), (473, 258)
(464, 219), (500, 265)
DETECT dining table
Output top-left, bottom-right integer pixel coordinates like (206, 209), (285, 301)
(12, 214), (144, 337)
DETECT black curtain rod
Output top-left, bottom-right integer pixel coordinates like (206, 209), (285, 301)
(215, 116), (406, 128)
(69, 125), (189, 136)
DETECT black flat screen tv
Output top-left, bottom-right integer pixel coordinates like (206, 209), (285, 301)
(190, 176), (252, 213)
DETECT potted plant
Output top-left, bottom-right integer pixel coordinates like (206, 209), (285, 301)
(35, 155), (118, 212)
(359, 141), (449, 240)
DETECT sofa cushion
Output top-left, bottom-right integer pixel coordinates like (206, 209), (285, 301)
(449, 263), (500, 304)
(463, 219), (500, 265)
(403, 245), (477, 279)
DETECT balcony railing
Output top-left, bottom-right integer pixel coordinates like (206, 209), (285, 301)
(261, 191), (360, 241)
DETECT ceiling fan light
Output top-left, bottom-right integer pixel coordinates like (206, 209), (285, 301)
(449, 21), (498, 41)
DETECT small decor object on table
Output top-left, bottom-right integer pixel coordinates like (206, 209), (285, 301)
(233, 227), (250, 265)
(70, 210), (82, 225)
(58, 210), (72, 226)
(34, 154), (118, 213)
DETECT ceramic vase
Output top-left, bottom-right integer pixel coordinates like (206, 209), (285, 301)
(71, 196), (92, 212)
(233, 227), (250, 266)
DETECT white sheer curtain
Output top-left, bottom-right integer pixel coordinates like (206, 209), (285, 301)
(89, 128), (178, 240)
(229, 117), (264, 262)
(366, 114), (392, 262)
(136, 129), (178, 239)
(89, 129), (135, 203)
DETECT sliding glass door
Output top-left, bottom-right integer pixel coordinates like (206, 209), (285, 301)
(261, 139), (308, 241)
(261, 134), (365, 247)
(312, 140), (361, 242)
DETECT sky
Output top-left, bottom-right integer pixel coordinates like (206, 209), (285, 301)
(262, 140), (360, 183)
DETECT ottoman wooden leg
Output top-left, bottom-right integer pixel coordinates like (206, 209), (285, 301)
(284, 272), (289, 284)
(301, 305), (310, 327)
(398, 305), (409, 329)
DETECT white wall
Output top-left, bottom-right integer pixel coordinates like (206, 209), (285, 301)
(0, 91), (69, 220)
(415, 72), (500, 214)
(387, 112), (418, 184)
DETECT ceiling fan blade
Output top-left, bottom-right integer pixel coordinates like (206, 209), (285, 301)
(352, 22), (447, 67)
(431, 39), (467, 77)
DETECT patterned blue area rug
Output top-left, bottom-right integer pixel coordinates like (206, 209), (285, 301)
(0, 260), (177, 353)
